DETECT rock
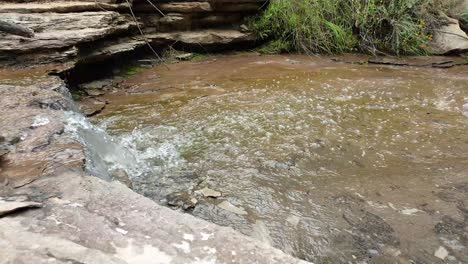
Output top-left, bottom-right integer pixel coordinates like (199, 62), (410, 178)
(0, 12), (133, 52)
(81, 80), (111, 90)
(400, 208), (420, 215)
(79, 98), (106, 117)
(148, 29), (255, 48)
(217, 201), (248, 215)
(166, 191), (198, 210)
(85, 89), (105, 97)
(240, 24), (249, 33)
(175, 52), (194, 61)
(134, 2), (212, 13)
(0, 198), (42, 217)
(77, 37), (147, 64)
(0, 149), (9, 156)
(0, 2), (128, 13)
(111, 169), (133, 189)
(463, 103), (468, 117)
(195, 187), (222, 198)
(431, 18), (468, 54)
(434, 246), (449, 260)
(0, 173), (305, 263)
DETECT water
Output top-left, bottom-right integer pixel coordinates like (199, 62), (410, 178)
(78, 55), (468, 262)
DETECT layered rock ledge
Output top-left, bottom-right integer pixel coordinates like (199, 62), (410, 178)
(0, 0), (262, 65)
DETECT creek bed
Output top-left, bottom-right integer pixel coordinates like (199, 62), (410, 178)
(80, 54), (468, 263)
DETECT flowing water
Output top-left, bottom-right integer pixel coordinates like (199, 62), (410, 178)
(78, 55), (468, 263)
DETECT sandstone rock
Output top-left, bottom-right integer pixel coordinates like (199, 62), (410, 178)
(81, 79), (111, 90)
(0, 2), (128, 13)
(79, 98), (106, 117)
(217, 200), (248, 215)
(0, 197), (42, 217)
(0, 12), (133, 52)
(111, 168), (133, 189)
(166, 191), (198, 210)
(77, 37), (147, 64)
(0, 173), (306, 263)
(195, 187), (222, 198)
(431, 18), (468, 54)
(149, 29), (255, 48)
(134, 2), (212, 13)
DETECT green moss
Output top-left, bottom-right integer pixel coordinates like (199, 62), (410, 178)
(125, 66), (143, 76)
(71, 90), (86, 101)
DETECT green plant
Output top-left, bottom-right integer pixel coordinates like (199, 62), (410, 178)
(251, 0), (450, 55)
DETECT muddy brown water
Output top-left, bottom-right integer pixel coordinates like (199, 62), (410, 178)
(83, 54), (468, 263)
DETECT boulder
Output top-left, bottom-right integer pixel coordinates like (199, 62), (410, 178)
(430, 18), (468, 54)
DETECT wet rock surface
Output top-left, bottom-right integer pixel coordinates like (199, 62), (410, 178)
(87, 54), (468, 263)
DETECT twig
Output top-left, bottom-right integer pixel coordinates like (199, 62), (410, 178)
(144, 0), (165, 17)
(124, 0), (168, 69)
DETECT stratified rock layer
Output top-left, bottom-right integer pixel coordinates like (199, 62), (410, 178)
(0, 0), (263, 64)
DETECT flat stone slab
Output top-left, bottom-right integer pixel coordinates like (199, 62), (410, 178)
(0, 2), (128, 13)
(0, 173), (307, 263)
(0, 12), (133, 52)
(148, 29), (255, 46)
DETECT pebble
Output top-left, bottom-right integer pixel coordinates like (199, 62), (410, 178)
(195, 187), (222, 198)
(434, 246), (448, 260)
(217, 201), (247, 215)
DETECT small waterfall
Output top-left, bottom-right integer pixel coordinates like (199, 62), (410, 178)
(62, 110), (187, 183)
(64, 111), (149, 180)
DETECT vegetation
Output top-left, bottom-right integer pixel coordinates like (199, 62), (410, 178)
(251, 0), (454, 55)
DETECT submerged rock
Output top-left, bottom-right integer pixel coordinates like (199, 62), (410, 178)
(195, 187), (222, 198)
(166, 191), (198, 210)
(217, 201), (248, 215)
(111, 168), (133, 189)
(79, 98), (106, 117)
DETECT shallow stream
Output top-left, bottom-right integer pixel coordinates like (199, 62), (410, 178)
(79, 55), (468, 263)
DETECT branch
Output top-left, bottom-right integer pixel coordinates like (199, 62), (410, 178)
(0, 20), (34, 38)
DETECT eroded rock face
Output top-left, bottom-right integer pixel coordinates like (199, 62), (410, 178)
(0, 0), (262, 65)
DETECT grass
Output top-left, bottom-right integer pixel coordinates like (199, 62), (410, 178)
(251, 0), (453, 55)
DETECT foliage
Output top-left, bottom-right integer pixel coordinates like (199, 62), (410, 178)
(250, 0), (451, 55)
